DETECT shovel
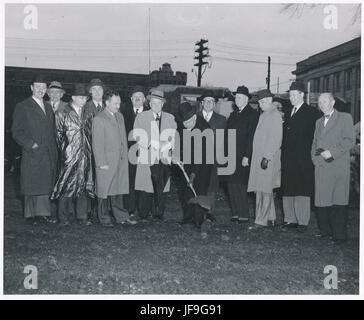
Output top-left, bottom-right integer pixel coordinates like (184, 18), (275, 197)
(174, 160), (212, 211)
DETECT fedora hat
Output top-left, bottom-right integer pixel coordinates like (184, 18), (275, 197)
(199, 89), (218, 102)
(147, 89), (166, 102)
(48, 81), (65, 93)
(70, 83), (88, 96)
(87, 78), (105, 91)
(178, 102), (196, 122)
(288, 81), (306, 93)
(130, 85), (146, 96)
(257, 89), (274, 101)
(233, 85), (251, 99)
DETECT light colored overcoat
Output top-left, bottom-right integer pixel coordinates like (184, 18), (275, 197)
(311, 110), (355, 207)
(132, 109), (177, 193)
(248, 106), (282, 194)
(92, 109), (129, 199)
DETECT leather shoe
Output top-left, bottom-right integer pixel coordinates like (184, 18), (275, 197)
(281, 222), (298, 229)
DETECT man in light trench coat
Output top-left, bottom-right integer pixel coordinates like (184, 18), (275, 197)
(248, 89), (282, 229)
(312, 93), (355, 243)
(92, 90), (136, 227)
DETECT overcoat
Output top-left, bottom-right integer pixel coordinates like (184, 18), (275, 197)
(222, 104), (259, 184)
(51, 104), (94, 199)
(92, 109), (129, 199)
(281, 103), (319, 197)
(248, 106), (282, 194)
(133, 109), (177, 193)
(311, 110), (355, 207)
(177, 116), (214, 196)
(11, 97), (58, 195)
(200, 111), (227, 192)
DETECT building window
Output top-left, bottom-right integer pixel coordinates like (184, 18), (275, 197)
(324, 76), (330, 92)
(345, 69), (352, 90)
(334, 72), (341, 92)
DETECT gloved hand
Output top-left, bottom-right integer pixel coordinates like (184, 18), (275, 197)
(261, 158), (269, 170)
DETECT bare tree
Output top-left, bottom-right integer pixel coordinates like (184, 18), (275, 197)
(280, 3), (361, 25)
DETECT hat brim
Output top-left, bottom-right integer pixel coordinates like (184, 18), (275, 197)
(87, 83), (106, 92)
(47, 87), (65, 93)
(147, 94), (166, 102)
(199, 95), (218, 102)
(232, 92), (251, 99)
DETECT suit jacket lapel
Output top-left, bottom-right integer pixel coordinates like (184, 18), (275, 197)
(321, 110), (338, 137)
(29, 97), (47, 120)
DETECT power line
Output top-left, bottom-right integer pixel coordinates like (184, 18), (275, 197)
(211, 56), (295, 66)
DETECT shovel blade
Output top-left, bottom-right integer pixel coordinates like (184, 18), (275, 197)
(187, 195), (212, 211)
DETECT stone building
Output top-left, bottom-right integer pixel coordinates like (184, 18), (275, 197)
(292, 37), (360, 123)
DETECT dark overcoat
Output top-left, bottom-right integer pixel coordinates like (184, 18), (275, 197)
(12, 97), (58, 195)
(201, 111), (227, 192)
(222, 104), (259, 184)
(281, 103), (320, 197)
(177, 116), (213, 196)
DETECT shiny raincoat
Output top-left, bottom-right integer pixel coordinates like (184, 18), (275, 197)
(50, 104), (94, 199)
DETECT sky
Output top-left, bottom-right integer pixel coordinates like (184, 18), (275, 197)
(4, 1), (361, 93)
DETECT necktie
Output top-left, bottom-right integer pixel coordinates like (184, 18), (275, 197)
(135, 108), (139, 116)
(291, 107), (297, 117)
(155, 114), (161, 131)
(52, 102), (56, 111)
(97, 104), (102, 112)
(324, 114), (331, 127)
(204, 112), (210, 122)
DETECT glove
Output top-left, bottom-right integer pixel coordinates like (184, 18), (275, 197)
(315, 148), (325, 156)
(261, 158), (269, 170)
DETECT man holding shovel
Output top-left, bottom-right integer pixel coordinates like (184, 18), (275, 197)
(173, 102), (213, 237)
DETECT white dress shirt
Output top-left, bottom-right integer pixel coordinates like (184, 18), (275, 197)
(291, 102), (304, 117)
(202, 110), (213, 122)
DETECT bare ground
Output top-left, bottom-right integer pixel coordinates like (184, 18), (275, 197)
(3, 172), (359, 295)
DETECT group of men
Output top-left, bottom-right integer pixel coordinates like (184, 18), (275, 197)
(11, 76), (355, 243)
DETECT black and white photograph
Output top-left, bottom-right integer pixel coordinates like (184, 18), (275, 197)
(1, 0), (361, 299)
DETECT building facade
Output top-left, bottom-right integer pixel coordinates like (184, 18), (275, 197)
(292, 37), (360, 123)
(150, 63), (187, 87)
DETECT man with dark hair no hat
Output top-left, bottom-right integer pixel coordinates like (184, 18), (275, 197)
(12, 75), (58, 224)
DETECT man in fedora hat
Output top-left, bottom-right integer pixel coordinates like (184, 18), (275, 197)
(198, 89), (227, 221)
(85, 78), (106, 115)
(46, 81), (68, 114)
(84, 78), (106, 221)
(51, 83), (95, 226)
(132, 89), (177, 221)
(174, 102), (213, 235)
(281, 81), (320, 232)
(222, 85), (259, 224)
(248, 89), (282, 229)
(121, 85), (150, 217)
(12, 75), (58, 224)
(92, 90), (136, 227)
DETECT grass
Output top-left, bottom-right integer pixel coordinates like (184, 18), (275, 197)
(3, 172), (359, 295)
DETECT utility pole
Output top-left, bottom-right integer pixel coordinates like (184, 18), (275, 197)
(277, 77), (280, 94)
(194, 39), (209, 87)
(266, 56), (271, 90)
